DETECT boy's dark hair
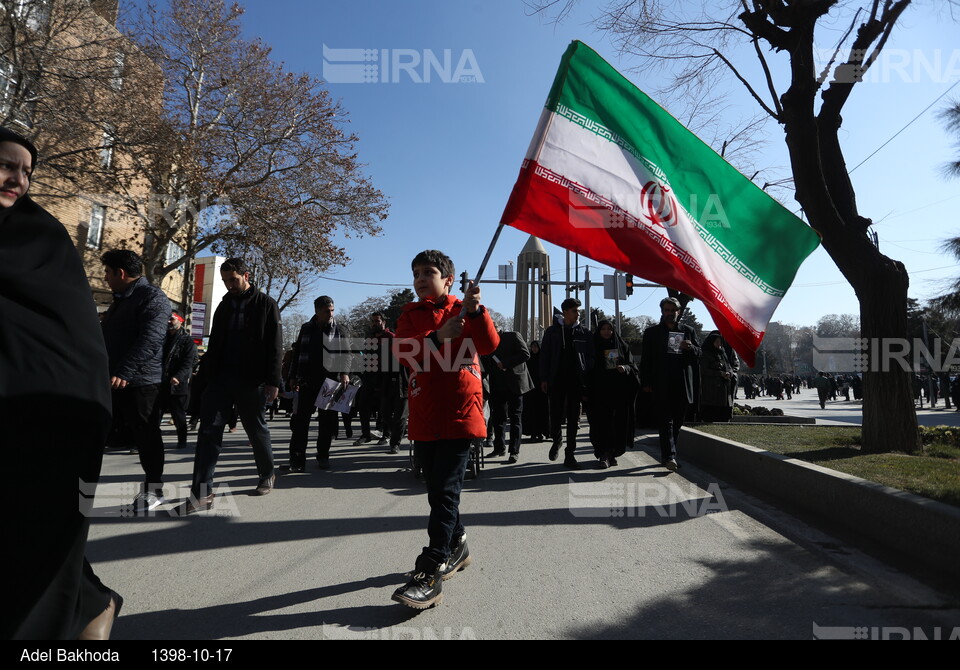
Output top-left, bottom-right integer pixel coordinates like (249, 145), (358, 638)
(314, 295), (334, 310)
(371, 311), (384, 319)
(101, 249), (143, 277)
(221, 257), (250, 275)
(411, 250), (454, 279)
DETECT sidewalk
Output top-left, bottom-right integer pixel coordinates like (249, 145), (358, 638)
(731, 388), (960, 427)
(84, 415), (960, 639)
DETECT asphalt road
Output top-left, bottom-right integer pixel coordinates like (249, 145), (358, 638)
(86, 410), (960, 640)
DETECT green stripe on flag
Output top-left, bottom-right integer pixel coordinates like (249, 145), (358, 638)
(544, 41), (820, 291)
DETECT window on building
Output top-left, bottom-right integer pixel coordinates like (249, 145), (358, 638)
(14, 0), (51, 32)
(0, 60), (18, 118)
(165, 241), (185, 274)
(100, 126), (114, 169)
(86, 204), (106, 250)
(111, 52), (125, 92)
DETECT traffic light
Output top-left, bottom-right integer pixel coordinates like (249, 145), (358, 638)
(625, 273), (634, 296)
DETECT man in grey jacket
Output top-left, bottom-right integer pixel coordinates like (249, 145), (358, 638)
(100, 249), (170, 513)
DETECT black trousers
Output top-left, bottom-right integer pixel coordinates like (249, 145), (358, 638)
(160, 385), (189, 446)
(113, 383), (164, 487)
(415, 439), (472, 567)
(491, 392), (523, 455)
(549, 383), (582, 459)
(289, 383), (339, 466)
(653, 392), (688, 462)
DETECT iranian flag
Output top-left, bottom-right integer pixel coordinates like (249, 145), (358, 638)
(500, 41), (820, 366)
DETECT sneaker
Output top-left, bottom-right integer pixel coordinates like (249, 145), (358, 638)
(353, 437), (371, 446)
(317, 458), (330, 470)
(598, 458), (610, 469)
(610, 457), (618, 466)
(507, 453), (518, 464)
(664, 458), (679, 472)
(441, 534), (473, 580)
(254, 474), (275, 496)
(131, 490), (165, 515)
(393, 558), (443, 609)
(487, 448), (506, 458)
(563, 458), (580, 470)
(388, 444), (400, 455)
(548, 442), (561, 461)
(377, 437), (389, 446)
(288, 463), (305, 473)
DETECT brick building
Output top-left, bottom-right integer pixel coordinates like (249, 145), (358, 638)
(1, 0), (184, 310)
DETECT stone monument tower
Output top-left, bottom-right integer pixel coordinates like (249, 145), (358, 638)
(513, 235), (553, 342)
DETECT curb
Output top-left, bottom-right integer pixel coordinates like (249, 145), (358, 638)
(680, 427), (960, 585)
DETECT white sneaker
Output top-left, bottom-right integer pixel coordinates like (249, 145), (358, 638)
(132, 491), (166, 515)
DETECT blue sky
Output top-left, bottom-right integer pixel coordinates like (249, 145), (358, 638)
(229, 0), (960, 331)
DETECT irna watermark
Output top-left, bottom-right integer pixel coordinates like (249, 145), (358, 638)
(568, 479), (728, 519)
(812, 336), (960, 373)
(322, 45), (483, 84)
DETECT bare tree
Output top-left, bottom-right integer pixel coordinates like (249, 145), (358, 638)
(529, 0), (927, 452)
(103, 0), (388, 312)
(1, 0), (157, 194)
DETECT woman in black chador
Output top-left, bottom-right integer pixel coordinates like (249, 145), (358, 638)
(699, 331), (735, 422)
(587, 320), (639, 468)
(0, 128), (121, 639)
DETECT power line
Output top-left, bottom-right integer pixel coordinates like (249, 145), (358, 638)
(850, 79), (960, 174)
(314, 275), (408, 288)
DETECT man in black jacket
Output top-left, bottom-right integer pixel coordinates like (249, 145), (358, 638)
(484, 330), (533, 464)
(185, 258), (283, 514)
(640, 297), (701, 471)
(287, 295), (352, 471)
(539, 298), (594, 469)
(160, 311), (197, 450)
(100, 249), (170, 513)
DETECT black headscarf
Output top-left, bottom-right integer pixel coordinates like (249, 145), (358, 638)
(0, 126), (38, 168)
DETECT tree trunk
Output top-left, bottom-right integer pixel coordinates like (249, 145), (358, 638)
(858, 259), (921, 453)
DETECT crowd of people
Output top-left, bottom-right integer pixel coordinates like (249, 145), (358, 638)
(9, 118), (919, 633)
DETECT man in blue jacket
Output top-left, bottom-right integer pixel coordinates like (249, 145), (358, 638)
(100, 249), (170, 513)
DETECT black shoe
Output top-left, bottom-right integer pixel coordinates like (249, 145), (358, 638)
(254, 474), (275, 496)
(598, 458), (609, 469)
(548, 442), (561, 461)
(179, 493), (214, 516)
(507, 453), (518, 464)
(610, 457), (618, 466)
(392, 557), (443, 609)
(288, 463), (305, 473)
(564, 458), (580, 470)
(487, 449), (506, 458)
(317, 459), (330, 470)
(377, 437), (389, 446)
(388, 444), (400, 455)
(441, 533), (472, 580)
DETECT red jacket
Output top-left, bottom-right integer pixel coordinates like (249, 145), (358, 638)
(393, 294), (499, 441)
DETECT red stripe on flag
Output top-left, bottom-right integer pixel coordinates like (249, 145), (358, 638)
(501, 161), (762, 366)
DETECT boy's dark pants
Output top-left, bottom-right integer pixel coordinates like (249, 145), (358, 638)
(414, 439), (472, 567)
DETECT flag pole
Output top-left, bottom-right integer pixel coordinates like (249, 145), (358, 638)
(471, 222), (505, 286)
(459, 223), (505, 317)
